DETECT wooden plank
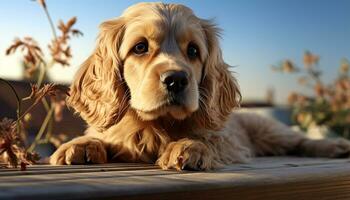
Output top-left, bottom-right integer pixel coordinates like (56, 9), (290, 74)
(1, 157), (350, 200)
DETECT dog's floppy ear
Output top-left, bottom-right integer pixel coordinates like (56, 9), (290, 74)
(194, 19), (241, 130)
(67, 18), (128, 131)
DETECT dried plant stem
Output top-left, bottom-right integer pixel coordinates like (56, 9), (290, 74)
(37, 62), (46, 87)
(37, 60), (54, 87)
(41, 98), (50, 111)
(0, 78), (22, 135)
(28, 105), (54, 152)
(22, 93), (49, 112)
(42, 5), (58, 40)
(30, 3), (59, 150)
(17, 98), (44, 122)
(37, 60), (55, 143)
(46, 114), (53, 140)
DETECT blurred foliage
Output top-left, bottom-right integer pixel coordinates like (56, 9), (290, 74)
(1, 0), (81, 169)
(272, 51), (350, 138)
(0, 81), (68, 169)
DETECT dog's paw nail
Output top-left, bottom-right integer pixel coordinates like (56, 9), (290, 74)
(181, 164), (186, 170)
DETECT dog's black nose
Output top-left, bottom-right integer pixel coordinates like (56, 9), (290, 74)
(161, 71), (188, 93)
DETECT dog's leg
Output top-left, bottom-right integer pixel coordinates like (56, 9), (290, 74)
(50, 136), (107, 165)
(234, 113), (350, 158)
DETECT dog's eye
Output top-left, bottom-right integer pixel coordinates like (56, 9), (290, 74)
(133, 42), (148, 55)
(187, 43), (199, 59)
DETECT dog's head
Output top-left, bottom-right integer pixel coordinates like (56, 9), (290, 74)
(68, 2), (241, 131)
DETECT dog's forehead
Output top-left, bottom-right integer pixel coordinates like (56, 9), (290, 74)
(122, 3), (193, 16)
(118, 2), (208, 60)
(121, 2), (197, 24)
(121, 2), (203, 41)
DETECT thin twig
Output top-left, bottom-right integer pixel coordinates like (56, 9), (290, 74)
(45, 113), (54, 141)
(41, 98), (50, 111)
(28, 105), (54, 152)
(0, 78), (22, 135)
(35, 1), (57, 149)
(42, 5), (58, 40)
(37, 62), (46, 87)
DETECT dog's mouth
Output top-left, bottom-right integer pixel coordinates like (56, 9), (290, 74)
(133, 101), (194, 121)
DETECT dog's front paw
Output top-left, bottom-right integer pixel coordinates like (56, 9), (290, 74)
(50, 136), (107, 165)
(156, 139), (215, 171)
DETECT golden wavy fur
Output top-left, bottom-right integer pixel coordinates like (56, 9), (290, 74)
(50, 2), (350, 170)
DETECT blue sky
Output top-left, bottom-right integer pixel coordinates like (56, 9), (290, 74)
(0, 0), (349, 104)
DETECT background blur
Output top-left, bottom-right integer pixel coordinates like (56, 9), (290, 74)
(1, 0), (349, 104)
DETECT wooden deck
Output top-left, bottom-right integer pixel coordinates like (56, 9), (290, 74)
(1, 157), (350, 200)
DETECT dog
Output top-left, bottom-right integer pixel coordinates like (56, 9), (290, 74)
(50, 2), (350, 170)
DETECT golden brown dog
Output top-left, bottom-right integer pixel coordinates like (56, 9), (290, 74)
(50, 2), (350, 170)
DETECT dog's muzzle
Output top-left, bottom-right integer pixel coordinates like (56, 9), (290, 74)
(161, 70), (189, 105)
